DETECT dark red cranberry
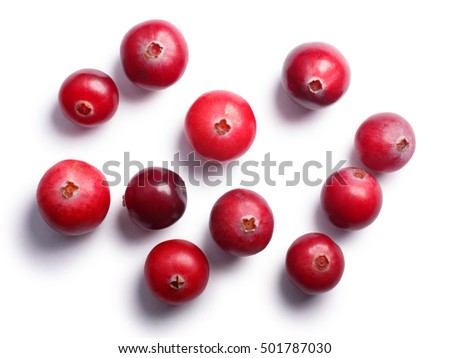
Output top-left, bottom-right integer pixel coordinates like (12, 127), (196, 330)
(36, 159), (111, 236)
(209, 188), (274, 256)
(285, 232), (345, 295)
(144, 239), (210, 305)
(185, 90), (257, 161)
(320, 167), (383, 230)
(58, 68), (119, 127)
(123, 167), (187, 230)
(281, 42), (351, 110)
(120, 19), (188, 90)
(355, 112), (416, 172)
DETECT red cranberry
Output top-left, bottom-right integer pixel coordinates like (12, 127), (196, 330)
(320, 167), (383, 230)
(58, 69), (119, 127)
(144, 239), (209, 305)
(355, 112), (416, 172)
(209, 188), (274, 256)
(36, 159), (111, 236)
(285, 232), (345, 295)
(120, 19), (188, 90)
(123, 167), (187, 230)
(281, 42), (351, 110)
(185, 90), (257, 161)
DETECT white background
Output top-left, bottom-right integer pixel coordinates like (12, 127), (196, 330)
(1, 0), (449, 356)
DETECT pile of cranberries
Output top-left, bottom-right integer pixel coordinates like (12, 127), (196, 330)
(36, 19), (416, 305)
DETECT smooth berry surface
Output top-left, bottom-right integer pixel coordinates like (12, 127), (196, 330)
(209, 188), (274, 256)
(285, 232), (345, 295)
(123, 167), (187, 230)
(58, 68), (119, 127)
(185, 90), (257, 161)
(144, 239), (210, 305)
(355, 112), (416, 172)
(320, 167), (383, 230)
(36, 159), (111, 236)
(281, 42), (351, 110)
(120, 19), (188, 90)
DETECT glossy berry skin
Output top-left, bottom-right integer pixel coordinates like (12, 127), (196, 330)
(209, 188), (274, 256)
(120, 19), (188, 90)
(123, 167), (187, 230)
(285, 232), (345, 295)
(58, 69), (119, 127)
(36, 159), (111, 236)
(355, 112), (416, 172)
(281, 42), (350, 110)
(320, 167), (383, 230)
(144, 239), (210, 305)
(185, 90), (257, 161)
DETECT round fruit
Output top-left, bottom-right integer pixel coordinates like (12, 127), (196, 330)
(185, 90), (257, 161)
(123, 167), (187, 230)
(120, 19), (188, 90)
(36, 159), (111, 236)
(281, 42), (351, 110)
(58, 68), (119, 127)
(209, 188), (274, 256)
(355, 112), (416, 172)
(144, 239), (210, 305)
(285, 232), (345, 295)
(320, 167), (383, 230)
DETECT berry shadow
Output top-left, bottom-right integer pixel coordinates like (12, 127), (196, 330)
(176, 127), (193, 159)
(201, 226), (241, 270)
(24, 199), (91, 257)
(115, 204), (160, 242)
(313, 201), (357, 241)
(274, 82), (322, 123)
(51, 102), (100, 137)
(175, 129), (205, 183)
(112, 58), (159, 103)
(346, 145), (364, 168)
(176, 128), (250, 188)
(345, 146), (389, 185)
(136, 272), (189, 319)
(278, 265), (321, 308)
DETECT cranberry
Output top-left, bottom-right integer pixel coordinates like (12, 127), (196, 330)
(144, 239), (209, 305)
(120, 19), (188, 90)
(209, 188), (274, 256)
(58, 69), (119, 127)
(320, 167), (383, 230)
(36, 159), (111, 236)
(123, 167), (187, 230)
(285, 232), (345, 295)
(355, 112), (416, 173)
(185, 90), (257, 161)
(281, 42), (351, 110)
